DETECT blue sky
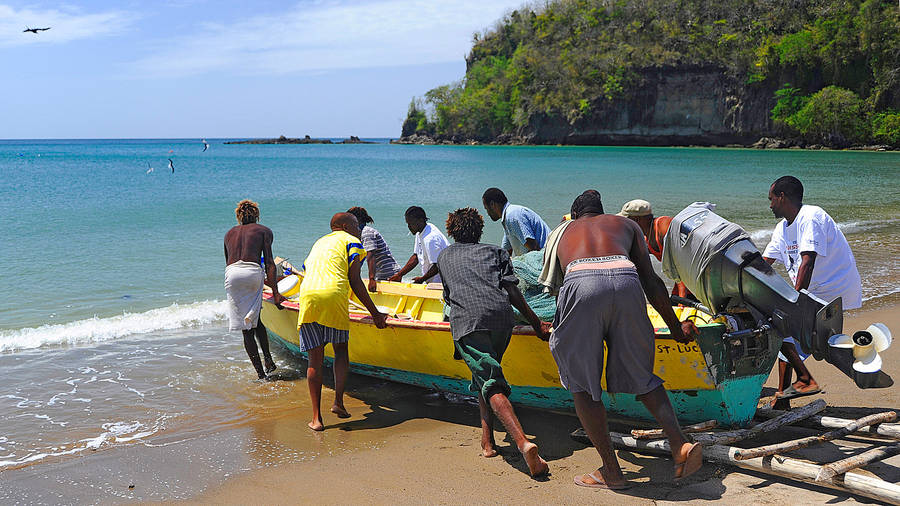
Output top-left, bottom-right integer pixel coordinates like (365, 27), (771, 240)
(0, 1), (525, 138)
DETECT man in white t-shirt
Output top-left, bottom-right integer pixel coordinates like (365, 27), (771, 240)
(763, 176), (862, 408)
(389, 206), (450, 284)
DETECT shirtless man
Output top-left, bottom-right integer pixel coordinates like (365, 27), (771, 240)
(550, 190), (702, 489)
(224, 199), (285, 380)
(617, 199), (692, 299)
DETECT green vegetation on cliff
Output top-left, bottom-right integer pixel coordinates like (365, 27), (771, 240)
(405, 0), (899, 146)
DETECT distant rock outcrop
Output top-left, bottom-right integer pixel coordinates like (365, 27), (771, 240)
(225, 135), (332, 145)
(339, 136), (376, 144)
(225, 135), (377, 145)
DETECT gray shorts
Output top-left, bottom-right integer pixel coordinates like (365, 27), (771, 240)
(550, 267), (663, 401)
(299, 322), (349, 352)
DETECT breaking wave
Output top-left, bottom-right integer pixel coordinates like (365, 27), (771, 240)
(746, 218), (896, 246)
(0, 300), (227, 354)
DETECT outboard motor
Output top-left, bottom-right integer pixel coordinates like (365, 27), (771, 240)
(662, 204), (892, 389)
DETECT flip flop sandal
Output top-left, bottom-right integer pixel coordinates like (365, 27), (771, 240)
(574, 470), (631, 490)
(674, 442), (703, 480)
(777, 385), (822, 400)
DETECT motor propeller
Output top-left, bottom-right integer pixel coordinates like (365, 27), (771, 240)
(829, 323), (893, 373)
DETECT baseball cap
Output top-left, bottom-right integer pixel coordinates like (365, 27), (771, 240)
(617, 199), (652, 217)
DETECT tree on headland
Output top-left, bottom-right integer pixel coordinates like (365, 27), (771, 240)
(402, 0), (900, 147)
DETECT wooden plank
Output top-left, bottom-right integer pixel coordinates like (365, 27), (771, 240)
(608, 432), (900, 504)
(631, 420), (718, 440)
(735, 411), (897, 461)
(817, 443), (900, 482)
(687, 399), (826, 446)
(758, 408), (900, 440)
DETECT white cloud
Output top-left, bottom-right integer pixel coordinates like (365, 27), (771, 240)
(130, 0), (524, 77)
(0, 4), (137, 47)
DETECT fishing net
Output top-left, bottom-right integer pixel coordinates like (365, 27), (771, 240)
(511, 250), (557, 323)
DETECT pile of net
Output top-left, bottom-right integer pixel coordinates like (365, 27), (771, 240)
(511, 250), (557, 323)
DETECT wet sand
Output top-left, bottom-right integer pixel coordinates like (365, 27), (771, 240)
(2, 305), (897, 504)
(179, 304), (900, 505)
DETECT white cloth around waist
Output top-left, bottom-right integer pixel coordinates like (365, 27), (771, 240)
(224, 260), (265, 331)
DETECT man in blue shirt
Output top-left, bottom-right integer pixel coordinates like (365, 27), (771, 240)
(482, 188), (551, 256)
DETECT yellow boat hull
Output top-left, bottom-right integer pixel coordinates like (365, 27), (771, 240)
(261, 281), (773, 426)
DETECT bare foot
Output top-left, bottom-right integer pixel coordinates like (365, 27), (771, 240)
(482, 445), (498, 458)
(769, 396), (791, 410)
(520, 441), (549, 477)
(331, 405), (351, 418)
(308, 419), (324, 431)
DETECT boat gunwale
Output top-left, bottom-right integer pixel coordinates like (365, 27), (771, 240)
(262, 292), (709, 338)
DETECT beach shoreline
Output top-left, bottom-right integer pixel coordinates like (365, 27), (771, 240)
(166, 301), (900, 504)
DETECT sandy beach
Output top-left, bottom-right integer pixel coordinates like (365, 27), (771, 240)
(162, 302), (900, 505)
(2, 303), (896, 505)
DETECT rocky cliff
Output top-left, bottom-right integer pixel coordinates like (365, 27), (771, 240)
(523, 65), (773, 146)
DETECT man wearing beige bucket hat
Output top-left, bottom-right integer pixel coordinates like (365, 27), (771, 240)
(617, 199), (692, 299)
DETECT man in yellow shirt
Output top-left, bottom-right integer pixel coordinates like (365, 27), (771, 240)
(297, 212), (388, 431)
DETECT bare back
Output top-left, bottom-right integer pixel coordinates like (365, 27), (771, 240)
(558, 213), (644, 262)
(224, 223), (274, 266)
(556, 212), (692, 342)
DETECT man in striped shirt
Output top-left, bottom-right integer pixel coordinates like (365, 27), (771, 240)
(348, 207), (400, 292)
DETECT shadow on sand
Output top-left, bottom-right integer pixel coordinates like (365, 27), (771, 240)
(268, 340), (895, 502)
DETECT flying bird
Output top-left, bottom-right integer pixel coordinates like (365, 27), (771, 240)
(24, 27), (51, 34)
(146, 162), (154, 174)
(202, 139), (209, 152)
(168, 158), (175, 173)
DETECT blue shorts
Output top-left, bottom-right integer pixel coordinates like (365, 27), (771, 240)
(778, 337), (810, 362)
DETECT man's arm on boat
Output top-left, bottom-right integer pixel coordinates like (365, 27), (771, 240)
(413, 264), (439, 284)
(349, 259), (387, 328)
(628, 220), (695, 343)
(365, 253), (378, 292)
(262, 227), (285, 309)
(503, 281), (550, 340)
(389, 254), (418, 282)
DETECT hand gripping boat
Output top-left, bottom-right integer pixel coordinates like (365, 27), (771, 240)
(261, 208), (891, 427)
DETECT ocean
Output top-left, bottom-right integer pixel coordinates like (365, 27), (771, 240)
(1, 139), (898, 499)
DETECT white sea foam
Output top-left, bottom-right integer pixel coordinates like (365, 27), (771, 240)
(863, 286), (900, 303)
(0, 300), (227, 354)
(0, 418), (163, 470)
(746, 218), (895, 246)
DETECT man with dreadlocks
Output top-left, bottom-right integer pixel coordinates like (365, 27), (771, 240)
(419, 207), (550, 478)
(224, 199), (285, 380)
(549, 190), (703, 489)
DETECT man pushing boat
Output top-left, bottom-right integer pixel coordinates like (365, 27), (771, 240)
(296, 212), (388, 431)
(419, 207), (551, 477)
(546, 190), (703, 489)
(224, 199), (285, 380)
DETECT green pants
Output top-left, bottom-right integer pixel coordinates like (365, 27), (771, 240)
(454, 329), (512, 399)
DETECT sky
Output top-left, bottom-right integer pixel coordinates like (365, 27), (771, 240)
(0, 0), (527, 139)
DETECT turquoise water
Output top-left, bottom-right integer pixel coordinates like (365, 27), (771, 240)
(0, 138), (898, 487)
(2, 139), (897, 332)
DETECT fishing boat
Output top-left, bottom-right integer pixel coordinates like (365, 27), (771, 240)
(260, 280), (774, 427)
(261, 206), (892, 428)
